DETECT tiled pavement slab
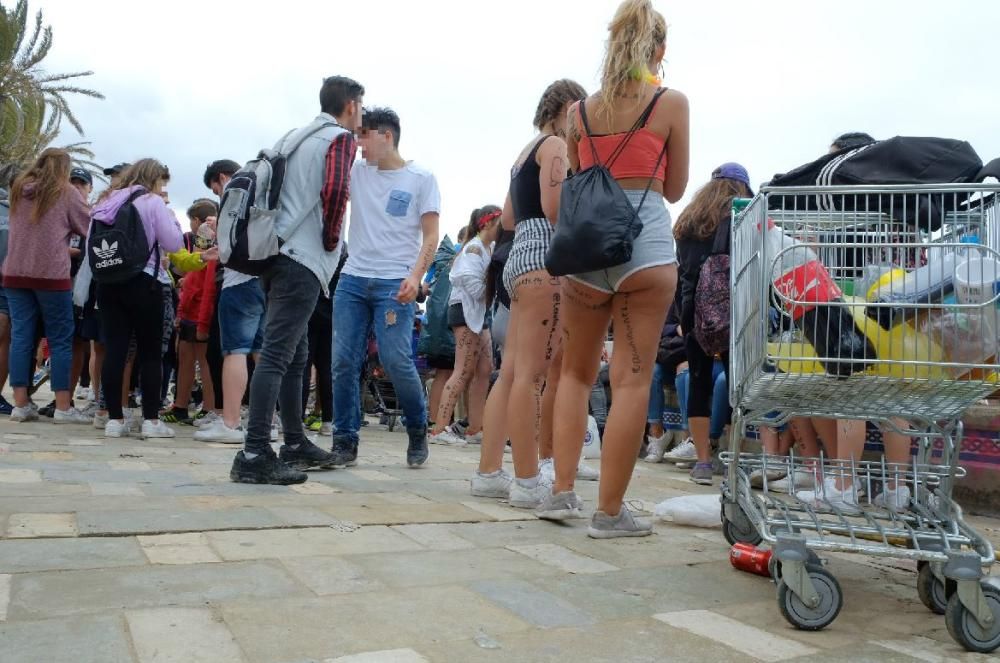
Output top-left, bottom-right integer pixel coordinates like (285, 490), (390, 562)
(0, 412), (997, 662)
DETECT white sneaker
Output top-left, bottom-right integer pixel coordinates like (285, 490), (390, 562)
(797, 476), (861, 513)
(470, 469), (513, 498)
(75, 386), (88, 400)
(194, 420), (245, 444)
(79, 402), (98, 418)
(10, 405), (38, 422)
(643, 433), (671, 463)
(429, 426), (467, 446)
(538, 458), (555, 483)
(466, 431), (483, 445)
(141, 420), (176, 439)
(86, 387), (95, 402)
(576, 458), (600, 481)
(104, 418), (131, 438)
(874, 484), (912, 512)
(664, 438), (697, 463)
(93, 411), (109, 429)
(508, 476), (553, 509)
(53, 407), (93, 425)
(770, 469), (815, 492)
(319, 422), (333, 436)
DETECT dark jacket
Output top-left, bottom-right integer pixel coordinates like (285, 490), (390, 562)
(656, 297), (685, 384)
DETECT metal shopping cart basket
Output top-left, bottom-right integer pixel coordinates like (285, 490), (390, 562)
(722, 184), (1000, 652)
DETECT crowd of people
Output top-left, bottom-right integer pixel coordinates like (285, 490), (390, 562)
(0, 0), (892, 539)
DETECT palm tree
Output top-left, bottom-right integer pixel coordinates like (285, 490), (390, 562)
(0, 0), (104, 184)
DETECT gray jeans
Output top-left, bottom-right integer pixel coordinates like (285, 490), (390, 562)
(245, 256), (320, 454)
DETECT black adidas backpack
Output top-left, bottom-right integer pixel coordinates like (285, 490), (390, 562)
(87, 189), (157, 284)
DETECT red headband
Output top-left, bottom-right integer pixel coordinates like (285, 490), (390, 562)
(478, 210), (501, 230)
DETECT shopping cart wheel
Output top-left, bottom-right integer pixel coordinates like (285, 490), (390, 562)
(916, 563), (949, 615)
(944, 583), (1000, 653)
(721, 504), (763, 546)
(777, 567), (843, 631)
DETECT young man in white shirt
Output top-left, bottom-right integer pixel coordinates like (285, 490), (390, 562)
(330, 107), (440, 468)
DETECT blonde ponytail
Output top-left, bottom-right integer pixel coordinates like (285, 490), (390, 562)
(599, 0), (667, 114)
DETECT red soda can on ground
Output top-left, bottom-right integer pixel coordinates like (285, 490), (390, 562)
(730, 542), (773, 577)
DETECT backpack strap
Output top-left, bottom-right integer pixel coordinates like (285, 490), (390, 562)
(278, 119), (339, 157)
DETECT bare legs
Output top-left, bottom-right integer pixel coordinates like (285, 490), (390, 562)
(552, 266), (677, 515)
(431, 326), (484, 436)
(478, 272), (561, 479)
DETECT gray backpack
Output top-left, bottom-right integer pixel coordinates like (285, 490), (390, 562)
(217, 119), (336, 275)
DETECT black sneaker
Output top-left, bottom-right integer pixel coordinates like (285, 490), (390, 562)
(39, 400), (56, 418)
(329, 438), (358, 468)
(406, 428), (428, 468)
(279, 440), (336, 471)
(230, 449), (308, 485)
(0, 396), (12, 416)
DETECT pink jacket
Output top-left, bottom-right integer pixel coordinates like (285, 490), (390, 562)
(2, 184), (90, 290)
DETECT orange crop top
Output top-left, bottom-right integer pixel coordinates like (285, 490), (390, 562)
(577, 91), (668, 181)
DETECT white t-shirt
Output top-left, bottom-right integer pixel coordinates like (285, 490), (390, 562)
(223, 268), (256, 289)
(344, 161), (441, 280)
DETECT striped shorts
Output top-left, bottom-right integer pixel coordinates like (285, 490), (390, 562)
(502, 217), (553, 299)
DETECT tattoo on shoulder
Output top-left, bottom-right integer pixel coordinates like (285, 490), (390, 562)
(466, 246), (482, 257)
(549, 157), (566, 187)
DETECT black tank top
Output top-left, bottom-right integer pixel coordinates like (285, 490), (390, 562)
(509, 135), (552, 223)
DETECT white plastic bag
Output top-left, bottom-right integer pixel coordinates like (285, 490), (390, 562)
(72, 259), (92, 308)
(654, 494), (721, 528)
(581, 415), (601, 459)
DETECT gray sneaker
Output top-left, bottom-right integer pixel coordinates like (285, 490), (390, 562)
(587, 504), (653, 539)
(536, 490), (584, 521)
(689, 462), (714, 486)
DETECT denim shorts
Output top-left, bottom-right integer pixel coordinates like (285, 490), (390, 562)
(566, 189), (676, 294)
(218, 278), (265, 355)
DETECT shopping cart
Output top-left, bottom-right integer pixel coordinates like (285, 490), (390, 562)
(722, 184), (1000, 652)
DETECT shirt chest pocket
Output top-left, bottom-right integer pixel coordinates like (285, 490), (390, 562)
(386, 190), (413, 217)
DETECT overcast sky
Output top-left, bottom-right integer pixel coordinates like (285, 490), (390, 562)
(39, 0), (1000, 239)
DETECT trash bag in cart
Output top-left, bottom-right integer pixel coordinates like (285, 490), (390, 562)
(766, 137), (1000, 231)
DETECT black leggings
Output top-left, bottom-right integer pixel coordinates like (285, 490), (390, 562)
(98, 274), (164, 421)
(206, 284), (224, 410)
(301, 313), (333, 422)
(685, 334), (729, 420)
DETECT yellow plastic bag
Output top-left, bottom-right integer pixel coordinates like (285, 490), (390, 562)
(768, 297), (947, 379)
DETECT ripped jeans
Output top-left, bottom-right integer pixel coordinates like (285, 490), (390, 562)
(331, 274), (426, 445)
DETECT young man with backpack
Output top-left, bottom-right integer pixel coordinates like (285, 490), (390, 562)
(330, 107), (441, 469)
(193, 159), (269, 443)
(228, 75), (363, 485)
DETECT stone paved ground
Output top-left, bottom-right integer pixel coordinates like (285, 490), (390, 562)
(0, 411), (998, 662)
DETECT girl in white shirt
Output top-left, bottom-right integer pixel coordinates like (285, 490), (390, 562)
(429, 206), (502, 445)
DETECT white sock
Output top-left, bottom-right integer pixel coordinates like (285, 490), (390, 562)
(515, 475), (539, 489)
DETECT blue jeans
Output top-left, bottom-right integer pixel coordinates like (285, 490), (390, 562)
(647, 363), (666, 424)
(676, 360), (730, 438)
(332, 274), (426, 445)
(7, 288), (74, 392)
